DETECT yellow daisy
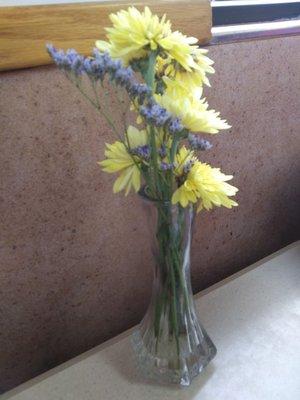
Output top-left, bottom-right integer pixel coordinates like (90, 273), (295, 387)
(191, 47), (215, 87)
(172, 161), (238, 211)
(96, 6), (200, 71)
(158, 30), (199, 71)
(98, 126), (147, 195)
(162, 76), (203, 100)
(155, 90), (231, 134)
(157, 48), (215, 96)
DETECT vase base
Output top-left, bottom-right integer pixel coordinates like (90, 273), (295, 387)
(131, 328), (217, 387)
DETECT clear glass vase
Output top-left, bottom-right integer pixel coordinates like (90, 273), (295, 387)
(132, 189), (217, 386)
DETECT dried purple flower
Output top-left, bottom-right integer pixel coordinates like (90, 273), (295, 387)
(131, 145), (150, 161)
(113, 67), (134, 88)
(106, 58), (123, 73)
(83, 58), (106, 80)
(47, 45), (187, 136)
(47, 44), (68, 69)
(158, 144), (167, 158)
(93, 50), (122, 72)
(65, 49), (84, 75)
(160, 162), (174, 171)
(183, 159), (195, 174)
(47, 45), (84, 75)
(140, 102), (171, 127)
(168, 117), (183, 135)
(188, 134), (212, 151)
(128, 83), (151, 104)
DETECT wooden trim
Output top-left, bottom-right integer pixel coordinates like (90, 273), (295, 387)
(0, 0), (212, 71)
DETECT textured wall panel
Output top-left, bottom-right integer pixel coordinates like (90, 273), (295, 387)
(0, 36), (299, 392)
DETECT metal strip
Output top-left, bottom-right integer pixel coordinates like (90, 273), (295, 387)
(212, 1), (300, 26)
(210, 19), (300, 44)
(212, 0), (300, 7)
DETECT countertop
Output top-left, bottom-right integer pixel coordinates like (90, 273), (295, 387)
(3, 241), (300, 400)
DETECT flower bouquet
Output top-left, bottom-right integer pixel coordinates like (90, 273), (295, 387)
(47, 6), (238, 387)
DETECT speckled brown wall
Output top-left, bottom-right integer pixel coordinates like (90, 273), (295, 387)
(1, 36), (299, 393)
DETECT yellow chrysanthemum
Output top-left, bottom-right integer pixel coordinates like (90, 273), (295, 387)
(157, 48), (214, 96)
(155, 90), (230, 134)
(162, 76), (203, 100)
(191, 47), (215, 86)
(96, 7), (171, 64)
(96, 6), (200, 71)
(158, 30), (199, 72)
(98, 126), (147, 195)
(172, 161), (238, 211)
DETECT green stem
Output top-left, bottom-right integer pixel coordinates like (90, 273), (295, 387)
(169, 250), (180, 363)
(149, 125), (162, 199)
(67, 73), (121, 140)
(112, 82), (128, 134)
(143, 51), (163, 200)
(170, 133), (180, 165)
(144, 51), (157, 90)
(154, 204), (183, 366)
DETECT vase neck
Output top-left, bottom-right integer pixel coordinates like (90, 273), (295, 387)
(140, 193), (194, 284)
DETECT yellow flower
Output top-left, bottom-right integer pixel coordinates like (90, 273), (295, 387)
(191, 47), (215, 87)
(158, 30), (199, 71)
(162, 75), (203, 100)
(157, 48), (215, 96)
(172, 161), (238, 211)
(98, 126), (147, 195)
(96, 7), (171, 64)
(155, 90), (230, 134)
(96, 6), (200, 71)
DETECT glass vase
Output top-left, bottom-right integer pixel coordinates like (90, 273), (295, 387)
(132, 189), (217, 386)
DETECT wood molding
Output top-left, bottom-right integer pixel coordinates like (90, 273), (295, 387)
(0, 0), (212, 71)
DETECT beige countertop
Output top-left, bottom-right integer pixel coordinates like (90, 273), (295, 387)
(3, 241), (300, 400)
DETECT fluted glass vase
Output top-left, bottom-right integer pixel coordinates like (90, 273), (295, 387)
(132, 190), (217, 386)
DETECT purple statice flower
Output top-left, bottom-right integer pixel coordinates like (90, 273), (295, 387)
(168, 117), (183, 135)
(158, 144), (167, 158)
(93, 49), (121, 71)
(107, 59), (123, 75)
(140, 102), (171, 127)
(92, 50), (141, 93)
(160, 162), (174, 171)
(188, 134), (212, 151)
(65, 49), (84, 75)
(113, 67), (134, 88)
(47, 45), (152, 104)
(92, 48), (107, 62)
(47, 45), (189, 138)
(128, 83), (151, 104)
(92, 50), (123, 81)
(83, 58), (106, 80)
(183, 159), (195, 174)
(94, 51), (123, 78)
(131, 145), (150, 161)
(46, 44), (68, 68)
(47, 45), (84, 75)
